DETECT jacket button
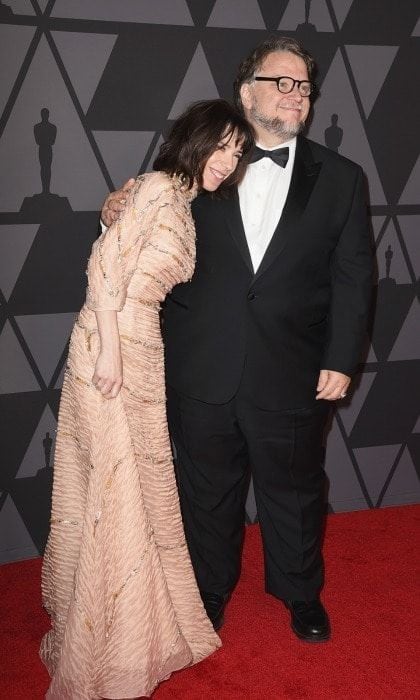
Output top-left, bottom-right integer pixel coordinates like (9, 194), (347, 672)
(247, 292), (256, 301)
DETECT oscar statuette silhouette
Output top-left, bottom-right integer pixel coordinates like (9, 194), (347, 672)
(9, 431), (55, 555)
(43, 431), (53, 469)
(371, 243), (414, 361)
(20, 107), (72, 221)
(385, 244), (393, 280)
(0, 1), (13, 17)
(297, 0), (317, 37)
(324, 114), (343, 153)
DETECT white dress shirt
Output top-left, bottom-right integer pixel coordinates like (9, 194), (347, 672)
(238, 137), (296, 272)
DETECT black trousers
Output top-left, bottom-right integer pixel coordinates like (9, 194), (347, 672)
(166, 384), (330, 602)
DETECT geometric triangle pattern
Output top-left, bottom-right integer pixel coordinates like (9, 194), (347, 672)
(144, 134), (165, 174)
(397, 216), (420, 279)
(54, 360), (66, 390)
(185, 1), (217, 27)
(338, 370), (376, 435)
(365, 341), (378, 363)
(92, 130), (155, 189)
(51, 31), (118, 113)
(399, 154), (420, 205)
(411, 15), (420, 36)
(2, 1), (35, 16)
(353, 444), (402, 506)
(15, 312), (75, 384)
(329, 0), (354, 29)
(308, 49), (387, 204)
(168, 43), (220, 118)
(349, 361), (420, 449)
(345, 45), (398, 118)
(0, 494), (39, 564)
(380, 447), (420, 507)
(0, 25), (36, 118)
(0, 320), (40, 394)
(388, 299), (420, 362)
(51, 0), (194, 25)
(0, 0), (419, 563)
(0, 224), (38, 300)
(324, 416), (369, 512)
(371, 216), (387, 242)
(408, 433), (420, 480)
(207, 0), (265, 29)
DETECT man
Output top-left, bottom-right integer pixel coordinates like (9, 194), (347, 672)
(101, 37), (372, 642)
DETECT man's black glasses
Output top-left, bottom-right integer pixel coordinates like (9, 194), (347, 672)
(254, 76), (315, 97)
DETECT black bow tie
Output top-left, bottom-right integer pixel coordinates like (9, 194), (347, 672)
(250, 146), (289, 168)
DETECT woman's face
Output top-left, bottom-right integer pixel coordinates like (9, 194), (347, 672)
(201, 128), (244, 191)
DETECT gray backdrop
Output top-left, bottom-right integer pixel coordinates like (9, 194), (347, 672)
(0, 0), (419, 564)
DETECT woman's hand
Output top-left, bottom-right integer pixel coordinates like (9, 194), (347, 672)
(92, 348), (123, 399)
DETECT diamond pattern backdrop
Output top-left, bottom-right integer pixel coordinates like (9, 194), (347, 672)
(1, 0), (419, 563)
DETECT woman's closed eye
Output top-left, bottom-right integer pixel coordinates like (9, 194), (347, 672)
(216, 143), (243, 159)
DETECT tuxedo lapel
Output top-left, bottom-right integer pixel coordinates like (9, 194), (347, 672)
(223, 188), (254, 273)
(253, 136), (322, 283)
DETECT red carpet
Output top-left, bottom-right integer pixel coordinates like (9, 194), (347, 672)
(1, 506), (419, 699)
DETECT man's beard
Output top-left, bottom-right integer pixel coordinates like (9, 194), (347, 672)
(250, 104), (306, 139)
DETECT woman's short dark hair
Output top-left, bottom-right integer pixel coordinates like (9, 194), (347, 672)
(153, 99), (254, 195)
(233, 36), (317, 112)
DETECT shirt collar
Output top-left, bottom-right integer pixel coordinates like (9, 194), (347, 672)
(255, 136), (297, 153)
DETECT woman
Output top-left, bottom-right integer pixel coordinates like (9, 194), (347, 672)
(40, 99), (254, 699)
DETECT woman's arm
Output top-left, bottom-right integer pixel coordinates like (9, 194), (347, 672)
(92, 310), (123, 399)
(87, 174), (172, 399)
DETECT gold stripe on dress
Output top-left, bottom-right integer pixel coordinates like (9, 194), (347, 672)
(137, 268), (172, 293)
(122, 385), (166, 404)
(158, 223), (194, 258)
(120, 334), (162, 350)
(145, 242), (190, 273)
(125, 295), (161, 309)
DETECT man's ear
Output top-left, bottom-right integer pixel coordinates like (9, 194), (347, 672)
(240, 82), (253, 111)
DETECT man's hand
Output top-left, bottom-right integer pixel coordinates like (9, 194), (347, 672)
(316, 369), (350, 401)
(101, 178), (136, 227)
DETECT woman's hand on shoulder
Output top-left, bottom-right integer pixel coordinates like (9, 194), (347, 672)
(92, 348), (123, 399)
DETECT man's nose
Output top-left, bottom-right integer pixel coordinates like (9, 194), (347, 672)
(289, 84), (303, 100)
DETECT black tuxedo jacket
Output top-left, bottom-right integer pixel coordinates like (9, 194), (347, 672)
(163, 136), (373, 409)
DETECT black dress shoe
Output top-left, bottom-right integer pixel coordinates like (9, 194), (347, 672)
(284, 599), (331, 642)
(200, 591), (228, 631)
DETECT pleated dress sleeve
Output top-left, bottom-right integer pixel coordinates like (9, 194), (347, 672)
(85, 173), (175, 312)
